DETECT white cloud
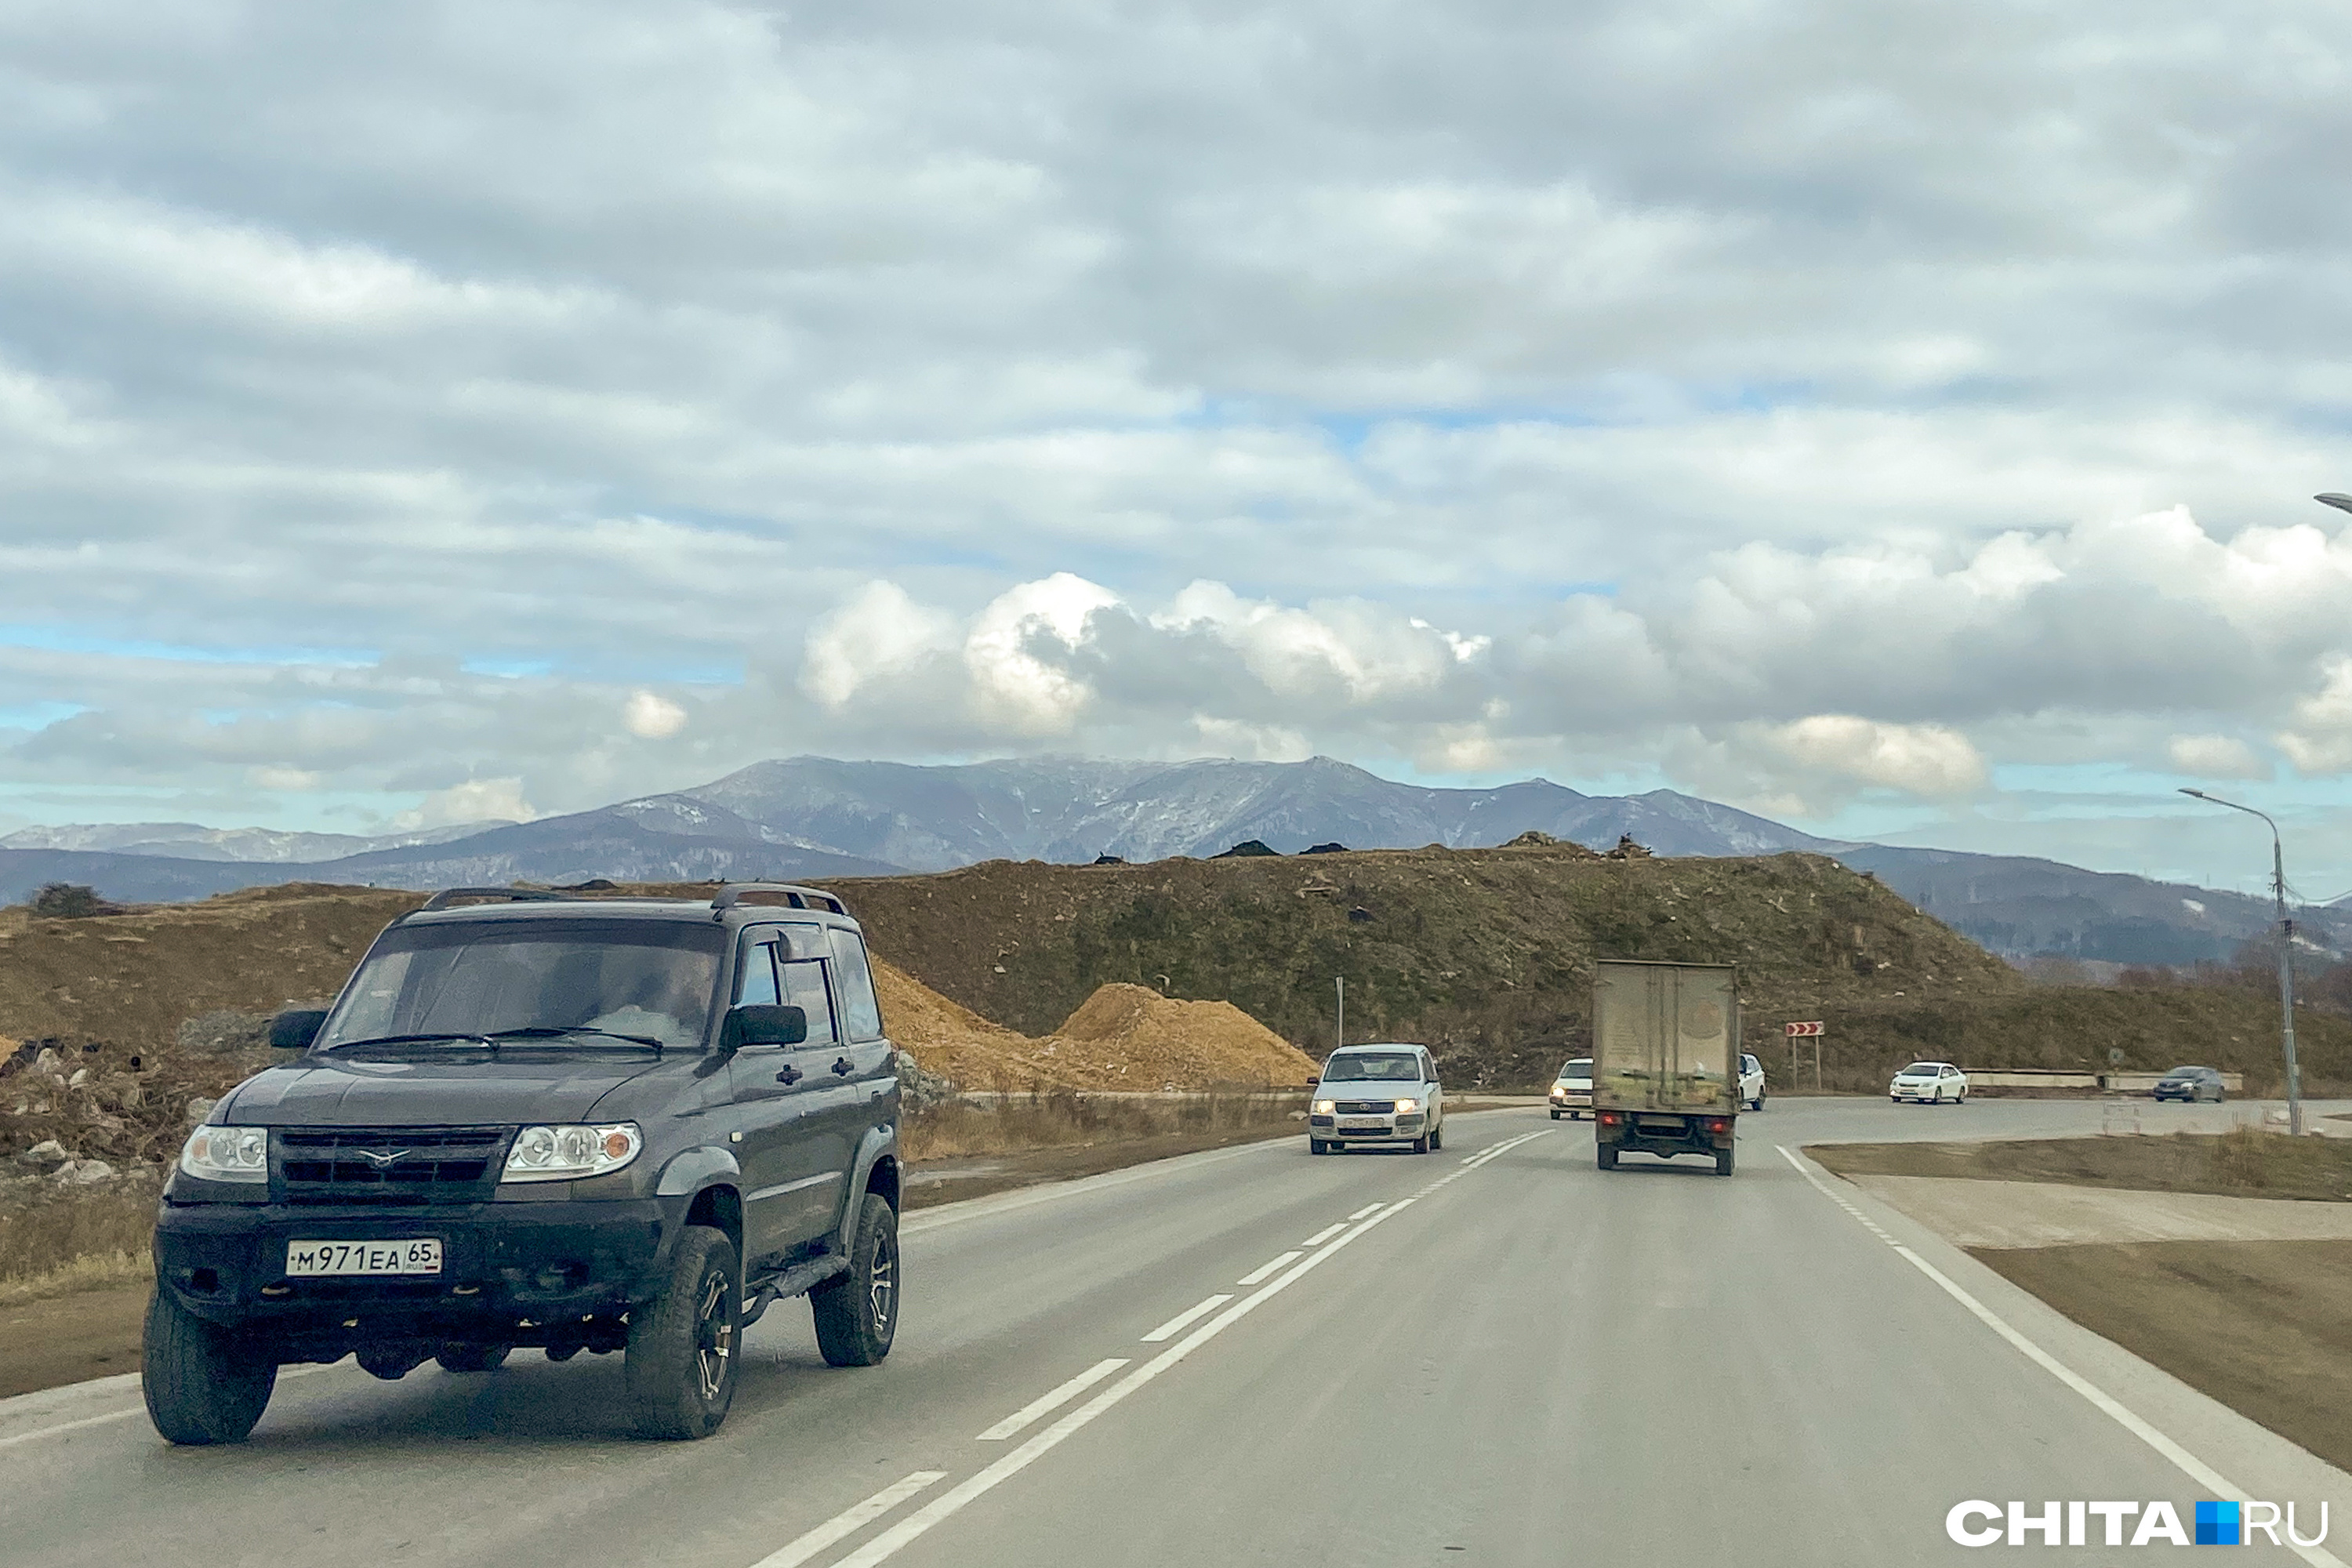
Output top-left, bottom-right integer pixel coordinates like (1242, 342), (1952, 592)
(394, 777), (536, 830)
(622, 689), (688, 739)
(2279, 658), (2352, 775)
(964, 573), (1123, 735)
(800, 582), (960, 710)
(1765, 717), (1989, 797)
(2167, 734), (2267, 779)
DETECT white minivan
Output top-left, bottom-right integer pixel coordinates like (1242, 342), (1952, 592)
(1308, 1044), (1445, 1154)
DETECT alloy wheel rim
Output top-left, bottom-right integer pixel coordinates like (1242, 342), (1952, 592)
(695, 1272), (732, 1401)
(869, 1235), (897, 1334)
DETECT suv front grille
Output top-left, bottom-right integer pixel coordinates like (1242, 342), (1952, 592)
(1334, 1101), (1392, 1116)
(274, 1127), (511, 1206)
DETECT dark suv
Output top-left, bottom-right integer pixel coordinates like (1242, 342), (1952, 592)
(144, 884), (902, 1445)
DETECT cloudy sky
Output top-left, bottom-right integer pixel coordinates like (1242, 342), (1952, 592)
(3, 0), (2350, 891)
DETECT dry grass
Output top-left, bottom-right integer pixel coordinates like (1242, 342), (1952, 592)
(1811, 1128), (2352, 1203)
(0, 1178), (158, 1301)
(902, 1091), (1305, 1161)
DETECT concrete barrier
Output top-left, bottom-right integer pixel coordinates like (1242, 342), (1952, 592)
(2099, 1070), (2245, 1094)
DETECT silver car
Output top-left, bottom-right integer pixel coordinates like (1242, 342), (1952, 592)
(1308, 1044), (1445, 1154)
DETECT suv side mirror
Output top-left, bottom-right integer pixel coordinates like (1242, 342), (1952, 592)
(269, 1008), (328, 1051)
(722, 1004), (808, 1051)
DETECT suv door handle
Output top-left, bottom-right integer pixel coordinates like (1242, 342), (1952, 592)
(831, 1056), (855, 1076)
(775, 1064), (803, 1085)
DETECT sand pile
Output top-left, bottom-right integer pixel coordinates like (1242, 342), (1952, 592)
(872, 964), (1311, 1092)
(1035, 983), (1317, 1091)
(870, 960), (1080, 1091)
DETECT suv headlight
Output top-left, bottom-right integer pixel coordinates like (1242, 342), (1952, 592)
(181, 1124), (269, 1183)
(503, 1123), (642, 1182)
(1394, 1098), (1421, 1114)
(1313, 1100), (1335, 1114)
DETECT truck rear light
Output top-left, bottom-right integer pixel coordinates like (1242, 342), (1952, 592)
(1708, 1118), (1729, 1134)
(1599, 1112), (1621, 1126)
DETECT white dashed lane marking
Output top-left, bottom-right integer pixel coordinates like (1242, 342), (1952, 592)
(976, 1359), (1130, 1443)
(1141, 1294), (1234, 1344)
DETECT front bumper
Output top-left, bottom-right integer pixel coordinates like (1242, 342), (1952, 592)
(1308, 1112), (1426, 1142)
(154, 1194), (677, 1349)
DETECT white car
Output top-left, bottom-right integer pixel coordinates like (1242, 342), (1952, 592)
(1548, 1057), (1592, 1120)
(1739, 1052), (1766, 1111)
(1308, 1044), (1445, 1153)
(1889, 1060), (1968, 1104)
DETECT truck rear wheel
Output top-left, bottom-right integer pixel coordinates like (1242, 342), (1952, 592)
(811, 1192), (899, 1369)
(1715, 1145), (1735, 1177)
(626, 1225), (740, 1439)
(437, 1343), (510, 1374)
(1597, 1143), (1618, 1171)
(143, 1287), (276, 1445)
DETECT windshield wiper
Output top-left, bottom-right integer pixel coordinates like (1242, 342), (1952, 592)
(318, 1032), (501, 1053)
(487, 1026), (667, 1051)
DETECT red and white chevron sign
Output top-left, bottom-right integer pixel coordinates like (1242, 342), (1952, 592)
(1784, 1021), (1825, 1037)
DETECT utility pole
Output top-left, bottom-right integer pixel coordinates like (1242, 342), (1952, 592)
(2180, 788), (2303, 1134)
(1335, 976), (1345, 1051)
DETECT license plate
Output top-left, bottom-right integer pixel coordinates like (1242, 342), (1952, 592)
(1338, 1117), (1386, 1131)
(285, 1238), (442, 1277)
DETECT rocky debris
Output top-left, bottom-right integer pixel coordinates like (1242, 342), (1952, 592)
(1303, 842), (1349, 855)
(50, 1157), (115, 1185)
(1041, 984), (1318, 1090)
(16, 1139), (68, 1172)
(895, 1051), (959, 1112)
(176, 1009), (272, 1057)
(1090, 855), (1126, 866)
(1605, 834), (1654, 860)
(1504, 829), (1558, 847)
(1211, 840), (1278, 858)
(1348, 906), (1374, 923)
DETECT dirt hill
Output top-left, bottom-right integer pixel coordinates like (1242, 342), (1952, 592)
(789, 844), (2350, 1092)
(8, 848), (2347, 1099)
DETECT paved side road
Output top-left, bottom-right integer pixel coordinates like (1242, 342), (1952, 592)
(5, 1102), (2350, 1566)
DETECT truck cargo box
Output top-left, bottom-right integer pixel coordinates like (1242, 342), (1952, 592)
(1592, 960), (1739, 1175)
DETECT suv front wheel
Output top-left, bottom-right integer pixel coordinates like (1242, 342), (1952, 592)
(143, 1287), (277, 1445)
(811, 1192), (899, 1367)
(626, 1225), (741, 1439)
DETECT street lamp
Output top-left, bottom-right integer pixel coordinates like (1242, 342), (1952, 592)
(2179, 787), (2303, 1134)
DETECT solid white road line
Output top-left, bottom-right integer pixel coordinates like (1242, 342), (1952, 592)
(0, 1361), (339, 1452)
(1141, 1294), (1234, 1343)
(976, 1359), (1131, 1442)
(818, 1130), (1550, 1568)
(1347, 1203), (1383, 1220)
(748, 1472), (950, 1568)
(1300, 1223), (1347, 1247)
(1236, 1252), (1301, 1287)
(1776, 1145), (2349, 1568)
(0, 1406), (143, 1451)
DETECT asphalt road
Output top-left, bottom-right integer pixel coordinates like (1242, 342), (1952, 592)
(8, 1098), (2352, 1566)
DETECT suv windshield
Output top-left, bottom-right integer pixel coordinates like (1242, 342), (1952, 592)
(1323, 1051), (1422, 1082)
(1900, 1062), (1942, 1076)
(318, 920), (728, 1053)
(1559, 1060), (1592, 1080)
(2166, 1066), (2206, 1076)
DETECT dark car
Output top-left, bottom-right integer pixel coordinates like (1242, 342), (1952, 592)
(2152, 1065), (2227, 1103)
(145, 884), (902, 1445)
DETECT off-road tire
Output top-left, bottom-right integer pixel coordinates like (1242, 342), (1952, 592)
(1597, 1143), (1618, 1171)
(1550, 1109), (1561, 1120)
(437, 1343), (510, 1374)
(1429, 1125), (1443, 1151)
(1715, 1145), (1736, 1177)
(626, 1225), (740, 1439)
(143, 1287), (277, 1445)
(1309, 1138), (1329, 1154)
(811, 1192), (899, 1369)
(1411, 1132), (1431, 1153)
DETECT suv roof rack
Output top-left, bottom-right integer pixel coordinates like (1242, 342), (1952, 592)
(415, 887), (572, 913)
(710, 883), (848, 916)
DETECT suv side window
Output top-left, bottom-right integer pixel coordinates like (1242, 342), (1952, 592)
(1421, 1050), (1436, 1082)
(829, 929), (886, 1041)
(735, 935), (781, 1006)
(779, 959), (838, 1044)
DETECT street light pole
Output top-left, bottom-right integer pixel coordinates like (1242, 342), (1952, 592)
(1335, 976), (1345, 1052)
(2180, 788), (2302, 1134)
